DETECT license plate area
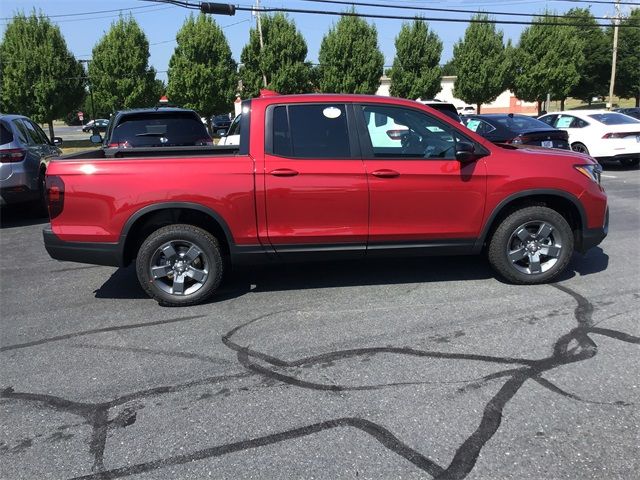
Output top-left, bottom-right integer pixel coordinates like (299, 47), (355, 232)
(542, 140), (553, 148)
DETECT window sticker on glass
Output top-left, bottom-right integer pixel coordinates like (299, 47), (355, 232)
(556, 116), (574, 128)
(322, 107), (342, 119)
(465, 119), (481, 132)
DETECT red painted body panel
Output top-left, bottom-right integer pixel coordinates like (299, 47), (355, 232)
(46, 93), (608, 257)
(46, 156), (257, 244)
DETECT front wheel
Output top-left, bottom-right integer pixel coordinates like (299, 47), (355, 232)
(488, 206), (574, 284)
(136, 224), (224, 306)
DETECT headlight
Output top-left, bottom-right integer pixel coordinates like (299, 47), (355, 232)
(574, 164), (602, 185)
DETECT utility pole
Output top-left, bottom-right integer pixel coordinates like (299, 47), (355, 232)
(255, 0), (268, 88)
(607, 0), (621, 110)
(79, 59), (96, 122)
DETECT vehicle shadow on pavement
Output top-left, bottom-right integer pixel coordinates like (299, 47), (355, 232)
(93, 249), (608, 304)
(0, 206), (48, 229)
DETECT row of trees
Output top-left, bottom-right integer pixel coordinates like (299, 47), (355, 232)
(1, 9), (639, 136)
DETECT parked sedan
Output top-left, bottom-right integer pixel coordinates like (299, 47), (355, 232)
(539, 110), (640, 167)
(463, 114), (570, 150)
(211, 114), (232, 135)
(82, 118), (109, 133)
(1, 114), (62, 210)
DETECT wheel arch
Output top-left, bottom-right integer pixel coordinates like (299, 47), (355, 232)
(475, 189), (586, 253)
(120, 202), (235, 266)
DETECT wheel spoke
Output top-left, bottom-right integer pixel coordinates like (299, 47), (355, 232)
(536, 223), (553, 241)
(540, 245), (561, 258)
(515, 227), (530, 243)
(183, 245), (202, 263)
(161, 244), (178, 261)
(186, 267), (207, 283)
(151, 264), (172, 279)
(528, 253), (542, 273)
(508, 247), (527, 263)
(172, 274), (185, 294)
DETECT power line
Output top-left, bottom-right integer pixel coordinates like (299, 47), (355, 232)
(297, 0), (614, 21)
(0, 4), (170, 21)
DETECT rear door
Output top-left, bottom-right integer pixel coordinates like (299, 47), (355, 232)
(263, 103), (368, 252)
(355, 103), (487, 249)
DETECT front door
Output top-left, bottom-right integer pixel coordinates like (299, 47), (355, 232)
(355, 103), (487, 249)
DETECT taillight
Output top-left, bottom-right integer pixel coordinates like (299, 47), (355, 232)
(386, 130), (405, 140)
(45, 175), (65, 219)
(0, 148), (27, 163)
(602, 132), (625, 139)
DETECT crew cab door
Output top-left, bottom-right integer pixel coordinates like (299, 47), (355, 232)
(263, 103), (368, 252)
(355, 103), (487, 251)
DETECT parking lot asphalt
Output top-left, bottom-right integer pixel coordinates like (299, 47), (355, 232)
(1, 165), (638, 480)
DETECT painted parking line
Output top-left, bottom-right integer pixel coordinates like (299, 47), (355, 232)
(601, 174), (618, 178)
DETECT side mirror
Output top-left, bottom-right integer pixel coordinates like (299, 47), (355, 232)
(90, 134), (103, 145)
(53, 137), (63, 146)
(455, 141), (476, 163)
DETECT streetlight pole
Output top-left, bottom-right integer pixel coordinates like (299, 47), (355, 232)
(255, 0), (268, 88)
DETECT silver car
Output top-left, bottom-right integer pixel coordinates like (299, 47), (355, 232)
(0, 114), (62, 209)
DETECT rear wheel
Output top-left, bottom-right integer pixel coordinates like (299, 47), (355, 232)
(488, 206), (574, 284)
(136, 224), (223, 306)
(571, 143), (589, 155)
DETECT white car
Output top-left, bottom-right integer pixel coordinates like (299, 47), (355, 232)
(538, 110), (640, 167)
(218, 113), (241, 146)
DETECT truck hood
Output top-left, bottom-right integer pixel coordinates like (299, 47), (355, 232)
(498, 144), (597, 164)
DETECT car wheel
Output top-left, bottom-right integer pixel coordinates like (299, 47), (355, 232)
(33, 168), (49, 217)
(620, 157), (639, 168)
(488, 206), (574, 284)
(136, 224), (224, 306)
(571, 143), (589, 155)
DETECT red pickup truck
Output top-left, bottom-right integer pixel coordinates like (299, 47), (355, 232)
(44, 93), (608, 306)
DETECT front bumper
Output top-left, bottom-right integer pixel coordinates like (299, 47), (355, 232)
(578, 207), (608, 253)
(43, 226), (122, 267)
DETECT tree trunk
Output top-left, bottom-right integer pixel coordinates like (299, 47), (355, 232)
(476, 103), (481, 114)
(560, 98), (565, 111)
(537, 100), (543, 116)
(636, 92), (639, 108)
(48, 121), (55, 141)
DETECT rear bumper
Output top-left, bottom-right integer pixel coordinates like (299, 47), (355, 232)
(595, 153), (640, 163)
(43, 226), (122, 267)
(578, 207), (608, 253)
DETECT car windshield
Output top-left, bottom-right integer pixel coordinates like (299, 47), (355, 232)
(493, 115), (551, 131)
(588, 113), (640, 125)
(110, 112), (212, 147)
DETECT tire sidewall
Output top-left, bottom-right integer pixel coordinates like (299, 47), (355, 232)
(488, 207), (574, 284)
(136, 225), (223, 306)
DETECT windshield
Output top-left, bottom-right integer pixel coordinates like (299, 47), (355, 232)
(588, 113), (640, 125)
(110, 112), (212, 147)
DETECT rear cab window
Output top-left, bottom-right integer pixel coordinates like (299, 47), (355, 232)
(269, 104), (354, 158)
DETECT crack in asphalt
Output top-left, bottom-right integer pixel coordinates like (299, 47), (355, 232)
(1, 284), (638, 479)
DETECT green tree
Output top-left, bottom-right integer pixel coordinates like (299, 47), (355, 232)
(0, 12), (85, 138)
(566, 8), (610, 104)
(88, 16), (157, 117)
(512, 13), (584, 113)
(388, 20), (442, 100)
(441, 58), (456, 77)
(240, 13), (312, 97)
(168, 14), (236, 123)
(317, 12), (384, 94)
(452, 14), (509, 114)
(615, 9), (640, 106)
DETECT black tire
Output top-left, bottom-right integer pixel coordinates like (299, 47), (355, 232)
(136, 224), (224, 306)
(571, 143), (589, 155)
(620, 157), (640, 168)
(32, 169), (49, 218)
(488, 206), (574, 284)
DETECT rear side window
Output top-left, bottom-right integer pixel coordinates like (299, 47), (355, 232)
(25, 120), (51, 145)
(12, 119), (33, 145)
(110, 112), (212, 148)
(539, 115), (557, 126)
(0, 122), (13, 144)
(272, 104), (351, 158)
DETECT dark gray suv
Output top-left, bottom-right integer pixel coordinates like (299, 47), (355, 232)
(0, 114), (62, 209)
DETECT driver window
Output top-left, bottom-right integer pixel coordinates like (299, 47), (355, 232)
(360, 105), (457, 159)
